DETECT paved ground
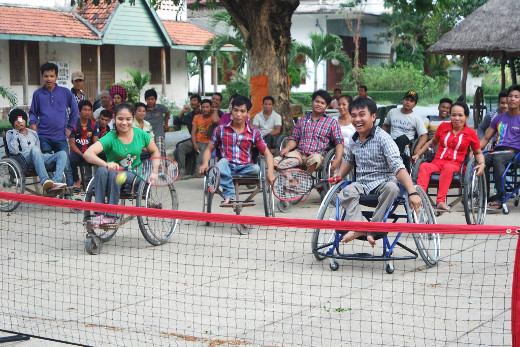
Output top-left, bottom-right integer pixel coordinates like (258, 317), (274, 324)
(1, 174), (518, 346)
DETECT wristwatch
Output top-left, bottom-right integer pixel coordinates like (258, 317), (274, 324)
(408, 192), (419, 197)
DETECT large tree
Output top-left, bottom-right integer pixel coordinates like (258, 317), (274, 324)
(74, 0), (299, 134)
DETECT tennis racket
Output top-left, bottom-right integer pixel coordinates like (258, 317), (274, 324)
(205, 165), (220, 194)
(117, 156), (178, 187)
(272, 168), (342, 201)
(276, 155), (302, 171)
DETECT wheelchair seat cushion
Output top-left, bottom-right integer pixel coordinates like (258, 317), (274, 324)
(359, 194), (380, 208)
(430, 172), (461, 183)
(231, 173), (258, 179)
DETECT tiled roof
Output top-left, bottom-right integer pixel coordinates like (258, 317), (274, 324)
(0, 6), (99, 40)
(162, 21), (215, 46)
(76, 1), (118, 32)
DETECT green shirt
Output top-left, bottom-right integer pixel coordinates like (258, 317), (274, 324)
(98, 127), (151, 169)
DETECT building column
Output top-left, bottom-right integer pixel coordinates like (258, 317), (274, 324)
(161, 47), (166, 96)
(97, 46), (101, 94)
(23, 42), (29, 105)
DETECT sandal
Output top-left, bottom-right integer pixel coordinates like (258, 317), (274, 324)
(487, 201), (502, 211)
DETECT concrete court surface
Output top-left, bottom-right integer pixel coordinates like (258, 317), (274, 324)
(1, 175), (518, 346)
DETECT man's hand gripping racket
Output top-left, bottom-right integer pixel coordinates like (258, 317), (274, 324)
(272, 168), (342, 201)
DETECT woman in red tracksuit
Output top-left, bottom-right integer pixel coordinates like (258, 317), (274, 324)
(412, 101), (486, 211)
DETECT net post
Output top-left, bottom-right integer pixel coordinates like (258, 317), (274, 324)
(512, 236), (520, 347)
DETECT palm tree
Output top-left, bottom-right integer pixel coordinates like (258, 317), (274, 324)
(0, 86), (17, 107)
(123, 67), (151, 102)
(295, 33), (351, 91)
(287, 41), (309, 89)
(188, 50), (233, 94)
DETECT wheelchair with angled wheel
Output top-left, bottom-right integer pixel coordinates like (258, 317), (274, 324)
(412, 152), (487, 225)
(485, 150), (520, 214)
(202, 148), (275, 235)
(82, 167), (179, 254)
(312, 180), (439, 273)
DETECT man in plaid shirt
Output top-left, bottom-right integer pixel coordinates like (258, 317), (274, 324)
(276, 90), (343, 174)
(199, 95), (275, 205)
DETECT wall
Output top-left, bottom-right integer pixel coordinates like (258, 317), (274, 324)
(0, 0), (71, 11)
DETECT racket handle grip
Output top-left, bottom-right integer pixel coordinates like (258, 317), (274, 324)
(116, 165), (123, 171)
(328, 176), (342, 183)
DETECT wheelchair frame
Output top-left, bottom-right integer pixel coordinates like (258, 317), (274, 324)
(312, 181), (440, 273)
(202, 154), (275, 235)
(82, 174), (179, 254)
(493, 151), (520, 214)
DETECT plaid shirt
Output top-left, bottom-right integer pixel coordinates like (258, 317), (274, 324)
(71, 88), (85, 104)
(289, 114), (343, 155)
(211, 122), (267, 166)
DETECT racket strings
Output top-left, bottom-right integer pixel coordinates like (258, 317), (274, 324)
(275, 170), (312, 200)
(141, 158), (178, 186)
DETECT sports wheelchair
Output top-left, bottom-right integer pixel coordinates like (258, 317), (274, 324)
(312, 181), (439, 274)
(487, 151), (520, 214)
(275, 136), (345, 212)
(412, 153), (487, 225)
(0, 134), (69, 212)
(202, 149), (275, 235)
(82, 171), (179, 254)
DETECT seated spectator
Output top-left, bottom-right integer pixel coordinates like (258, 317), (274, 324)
(332, 98), (420, 246)
(382, 90), (428, 169)
(69, 100), (99, 188)
(174, 94), (201, 176)
(334, 95), (356, 149)
(424, 98), (453, 140)
(199, 96), (275, 205)
(353, 85), (370, 101)
(83, 103), (160, 226)
(93, 90), (113, 120)
(251, 96), (282, 149)
(144, 89), (170, 158)
(413, 101), (485, 212)
(178, 99), (218, 178)
(480, 84), (520, 211)
(134, 102), (155, 161)
(275, 89), (343, 174)
(97, 110), (113, 139)
(109, 85), (127, 109)
(6, 109), (67, 191)
(329, 88), (342, 109)
(477, 90), (509, 142)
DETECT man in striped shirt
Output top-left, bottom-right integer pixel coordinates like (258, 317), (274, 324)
(333, 98), (421, 246)
(276, 90), (343, 174)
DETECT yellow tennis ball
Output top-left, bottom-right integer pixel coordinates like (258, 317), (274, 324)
(115, 172), (127, 185)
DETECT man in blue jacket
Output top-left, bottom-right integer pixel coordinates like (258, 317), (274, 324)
(29, 62), (78, 187)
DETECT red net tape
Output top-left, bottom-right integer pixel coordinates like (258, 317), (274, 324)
(0, 191), (518, 235)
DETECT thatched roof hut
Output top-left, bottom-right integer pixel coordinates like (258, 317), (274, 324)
(427, 0), (520, 96)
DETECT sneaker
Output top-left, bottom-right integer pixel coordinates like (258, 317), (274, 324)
(91, 214), (104, 227)
(42, 180), (54, 191)
(99, 216), (117, 225)
(52, 182), (67, 189)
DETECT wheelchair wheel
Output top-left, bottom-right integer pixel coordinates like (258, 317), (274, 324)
(85, 235), (103, 255)
(277, 199), (292, 213)
(137, 181), (179, 246)
(83, 185), (119, 242)
(321, 149), (348, 200)
(312, 181), (344, 261)
(463, 157), (487, 225)
(407, 186), (440, 267)
(262, 180), (275, 217)
(0, 158), (25, 212)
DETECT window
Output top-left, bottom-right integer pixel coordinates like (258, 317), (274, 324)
(9, 41), (40, 85)
(149, 47), (171, 84)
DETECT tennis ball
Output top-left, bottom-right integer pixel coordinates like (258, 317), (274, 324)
(115, 172), (127, 185)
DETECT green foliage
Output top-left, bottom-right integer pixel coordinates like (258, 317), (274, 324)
(221, 74), (250, 106)
(123, 68), (151, 102)
(159, 95), (181, 114)
(287, 41), (308, 89)
(481, 66), (512, 95)
(395, 44), (424, 71)
(0, 86), (17, 107)
(105, 80), (139, 105)
(356, 62), (448, 100)
(290, 93), (312, 109)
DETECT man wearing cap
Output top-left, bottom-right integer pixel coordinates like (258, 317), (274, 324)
(29, 62), (78, 187)
(71, 71), (85, 104)
(6, 109), (68, 192)
(382, 90), (428, 170)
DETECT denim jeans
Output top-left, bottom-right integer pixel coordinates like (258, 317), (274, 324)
(216, 158), (259, 199)
(23, 146), (67, 185)
(93, 167), (137, 217)
(39, 137), (73, 186)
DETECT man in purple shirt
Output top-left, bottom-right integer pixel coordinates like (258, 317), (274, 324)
(29, 62), (78, 187)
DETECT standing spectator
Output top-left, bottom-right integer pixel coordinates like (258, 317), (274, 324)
(174, 94), (201, 175)
(334, 95), (356, 149)
(329, 88), (342, 109)
(109, 85), (127, 109)
(69, 100), (99, 188)
(70, 71), (86, 104)
(93, 90), (112, 120)
(211, 92), (224, 119)
(29, 62), (78, 187)
(144, 89), (169, 158)
(251, 96), (282, 149)
(134, 102), (155, 161)
(97, 110), (113, 139)
(353, 85), (370, 101)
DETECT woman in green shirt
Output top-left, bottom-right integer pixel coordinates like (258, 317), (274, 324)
(84, 103), (160, 226)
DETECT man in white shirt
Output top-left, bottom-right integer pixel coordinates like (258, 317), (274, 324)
(251, 96), (282, 149)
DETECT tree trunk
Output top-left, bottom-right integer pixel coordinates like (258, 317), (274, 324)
(501, 55), (506, 91)
(511, 58), (518, 85)
(220, 0), (299, 135)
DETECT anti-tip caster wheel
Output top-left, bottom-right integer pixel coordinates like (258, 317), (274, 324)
(277, 199), (291, 213)
(385, 261), (394, 274)
(85, 235), (103, 255)
(236, 224), (250, 235)
(329, 260), (339, 271)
